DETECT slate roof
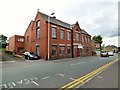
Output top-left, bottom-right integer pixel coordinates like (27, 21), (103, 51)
(82, 29), (91, 36)
(39, 12), (72, 30)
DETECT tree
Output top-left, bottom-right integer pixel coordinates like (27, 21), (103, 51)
(92, 35), (103, 52)
(0, 34), (7, 48)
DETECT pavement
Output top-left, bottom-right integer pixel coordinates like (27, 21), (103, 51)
(0, 50), (22, 61)
(0, 53), (119, 89)
(79, 59), (119, 88)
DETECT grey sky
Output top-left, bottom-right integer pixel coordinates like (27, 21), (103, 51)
(0, 0), (119, 46)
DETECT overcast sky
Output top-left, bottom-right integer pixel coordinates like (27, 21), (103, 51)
(0, 0), (119, 47)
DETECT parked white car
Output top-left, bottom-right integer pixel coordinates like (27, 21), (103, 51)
(101, 51), (109, 57)
(23, 52), (40, 60)
(108, 52), (114, 56)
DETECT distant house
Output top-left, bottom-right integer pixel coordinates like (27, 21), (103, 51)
(6, 35), (24, 55)
(105, 45), (118, 52)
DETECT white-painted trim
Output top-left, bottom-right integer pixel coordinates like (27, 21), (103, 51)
(59, 44), (65, 46)
(52, 44), (57, 45)
(75, 31), (81, 33)
(60, 27), (65, 30)
(36, 44), (40, 46)
(67, 44), (71, 46)
(67, 30), (71, 32)
(51, 25), (57, 28)
(73, 43), (82, 45)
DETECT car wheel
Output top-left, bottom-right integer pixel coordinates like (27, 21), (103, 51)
(27, 56), (30, 60)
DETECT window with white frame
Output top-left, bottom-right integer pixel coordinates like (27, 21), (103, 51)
(60, 30), (64, 39)
(82, 36), (84, 42)
(18, 38), (24, 42)
(36, 20), (40, 28)
(67, 31), (71, 40)
(52, 27), (57, 38)
(36, 28), (40, 39)
(76, 33), (79, 41)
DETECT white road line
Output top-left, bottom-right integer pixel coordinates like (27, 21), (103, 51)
(41, 76), (50, 80)
(12, 82), (16, 86)
(32, 81), (39, 86)
(58, 73), (64, 77)
(69, 78), (76, 80)
(70, 62), (85, 66)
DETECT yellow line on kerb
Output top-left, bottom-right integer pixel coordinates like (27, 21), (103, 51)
(58, 58), (119, 90)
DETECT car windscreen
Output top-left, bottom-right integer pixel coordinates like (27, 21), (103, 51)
(30, 52), (36, 55)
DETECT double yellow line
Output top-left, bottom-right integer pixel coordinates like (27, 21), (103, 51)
(59, 59), (119, 90)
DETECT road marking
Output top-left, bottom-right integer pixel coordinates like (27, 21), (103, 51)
(24, 79), (30, 84)
(59, 58), (119, 89)
(0, 84), (7, 88)
(15, 80), (23, 84)
(41, 76), (50, 80)
(55, 73), (65, 77)
(69, 78), (76, 81)
(58, 73), (64, 77)
(70, 62), (85, 66)
(97, 76), (102, 79)
(12, 82), (16, 86)
(31, 81), (39, 86)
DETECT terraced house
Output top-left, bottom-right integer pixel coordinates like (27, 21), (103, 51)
(6, 11), (92, 60)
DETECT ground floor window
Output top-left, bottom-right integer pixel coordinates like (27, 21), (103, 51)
(60, 46), (65, 56)
(17, 47), (24, 53)
(36, 45), (40, 56)
(52, 45), (57, 55)
(67, 46), (71, 55)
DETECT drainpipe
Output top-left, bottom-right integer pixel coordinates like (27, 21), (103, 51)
(48, 13), (54, 60)
(71, 29), (74, 58)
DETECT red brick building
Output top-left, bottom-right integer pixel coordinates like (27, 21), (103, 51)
(7, 11), (93, 60)
(6, 35), (24, 55)
(81, 29), (92, 56)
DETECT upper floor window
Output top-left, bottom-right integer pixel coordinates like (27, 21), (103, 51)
(76, 33), (79, 42)
(60, 30), (64, 39)
(82, 36), (84, 42)
(27, 36), (29, 42)
(36, 20), (40, 28)
(52, 27), (57, 38)
(67, 32), (71, 40)
(88, 37), (90, 42)
(85, 36), (87, 42)
(18, 38), (24, 42)
(36, 28), (40, 39)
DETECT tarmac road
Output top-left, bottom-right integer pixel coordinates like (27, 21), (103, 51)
(0, 53), (119, 89)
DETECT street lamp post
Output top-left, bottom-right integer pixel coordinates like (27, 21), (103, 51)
(48, 13), (54, 60)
